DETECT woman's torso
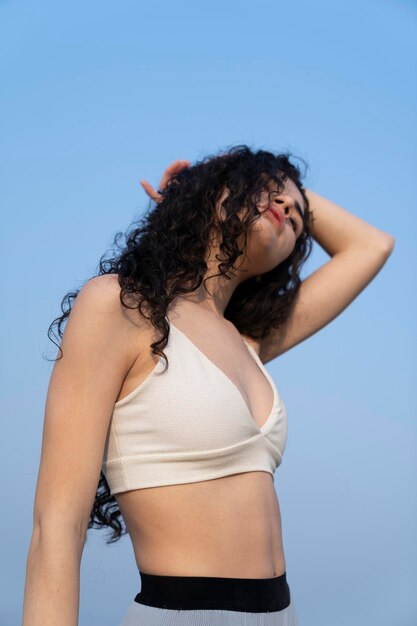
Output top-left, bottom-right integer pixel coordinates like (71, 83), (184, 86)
(113, 299), (287, 578)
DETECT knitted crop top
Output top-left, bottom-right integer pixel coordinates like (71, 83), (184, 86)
(101, 320), (288, 495)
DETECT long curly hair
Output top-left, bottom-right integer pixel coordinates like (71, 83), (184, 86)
(46, 144), (315, 543)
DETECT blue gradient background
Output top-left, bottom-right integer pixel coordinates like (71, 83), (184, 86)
(1, 1), (416, 625)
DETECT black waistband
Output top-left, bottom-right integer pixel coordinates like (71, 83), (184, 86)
(134, 570), (291, 612)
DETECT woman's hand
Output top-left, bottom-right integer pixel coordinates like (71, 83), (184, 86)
(140, 159), (191, 203)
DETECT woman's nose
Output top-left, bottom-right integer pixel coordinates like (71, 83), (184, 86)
(274, 195), (294, 215)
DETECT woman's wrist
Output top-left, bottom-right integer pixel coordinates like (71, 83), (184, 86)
(304, 188), (394, 256)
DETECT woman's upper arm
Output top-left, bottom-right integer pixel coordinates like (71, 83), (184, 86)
(33, 274), (142, 538)
(259, 243), (394, 364)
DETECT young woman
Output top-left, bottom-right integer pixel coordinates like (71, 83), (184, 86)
(22, 145), (395, 625)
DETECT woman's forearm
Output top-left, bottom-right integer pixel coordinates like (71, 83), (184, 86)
(305, 188), (395, 257)
(22, 526), (84, 626)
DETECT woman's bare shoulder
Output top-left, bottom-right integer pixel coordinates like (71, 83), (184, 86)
(81, 274), (150, 330)
(70, 274), (157, 368)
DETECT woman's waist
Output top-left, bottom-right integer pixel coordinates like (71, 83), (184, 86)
(133, 534), (286, 580)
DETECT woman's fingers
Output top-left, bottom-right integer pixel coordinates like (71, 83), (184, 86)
(159, 160), (190, 189)
(140, 179), (162, 202)
(140, 160), (191, 203)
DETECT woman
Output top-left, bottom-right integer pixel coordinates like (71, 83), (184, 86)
(22, 145), (395, 625)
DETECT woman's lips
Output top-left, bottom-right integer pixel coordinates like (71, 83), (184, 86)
(267, 208), (284, 230)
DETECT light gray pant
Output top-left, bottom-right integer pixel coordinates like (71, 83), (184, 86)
(119, 593), (298, 625)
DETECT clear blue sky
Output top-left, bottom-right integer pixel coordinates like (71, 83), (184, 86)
(1, 1), (416, 625)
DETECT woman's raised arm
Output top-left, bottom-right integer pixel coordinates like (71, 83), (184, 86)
(259, 189), (395, 363)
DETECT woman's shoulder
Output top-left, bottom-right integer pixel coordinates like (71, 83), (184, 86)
(81, 273), (126, 305)
(74, 274), (153, 353)
(80, 274), (146, 323)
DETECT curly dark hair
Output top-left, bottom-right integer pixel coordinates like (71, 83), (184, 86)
(46, 144), (315, 544)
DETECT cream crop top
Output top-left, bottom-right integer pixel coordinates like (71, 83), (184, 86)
(101, 320), (288, 495)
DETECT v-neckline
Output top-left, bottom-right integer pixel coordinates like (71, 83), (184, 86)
(167, 319), (280, 433)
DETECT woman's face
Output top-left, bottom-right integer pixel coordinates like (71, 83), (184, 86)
(232, 176), (307, 279)
(212, 175), (307, 282)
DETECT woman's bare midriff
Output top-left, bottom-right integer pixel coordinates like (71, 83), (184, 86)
(116, 471), (286, 579)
